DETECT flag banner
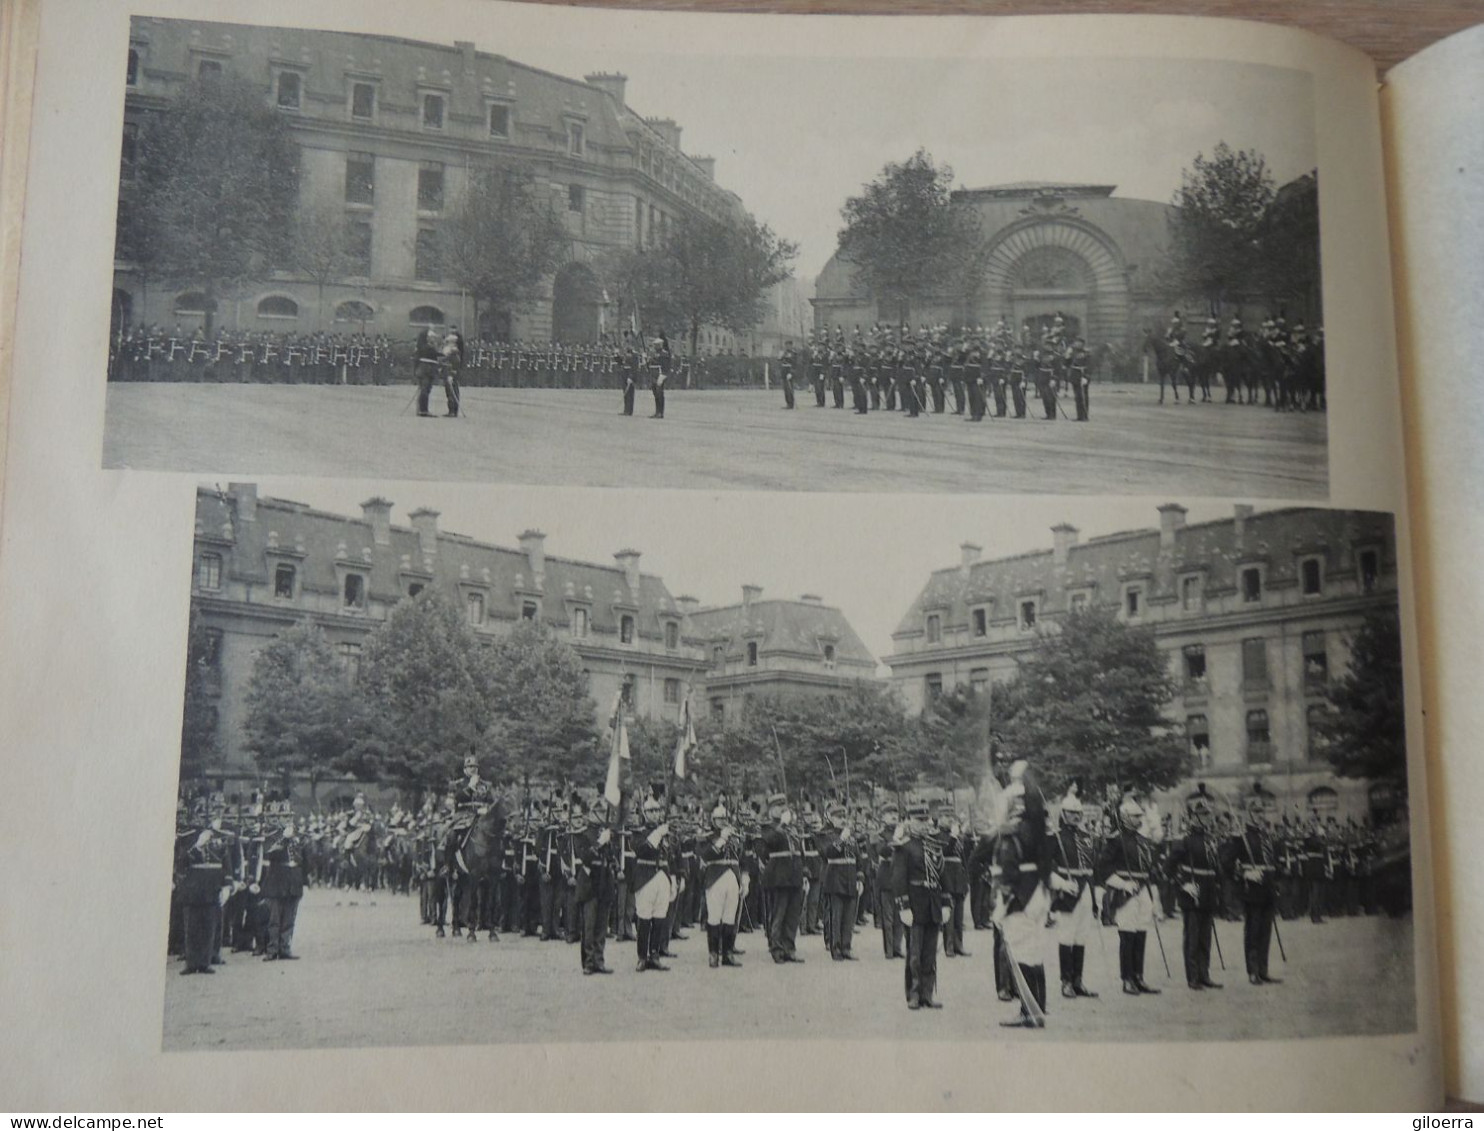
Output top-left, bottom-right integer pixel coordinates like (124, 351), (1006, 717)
(603, 702), (629, 807)
(673, 697), (696, 780)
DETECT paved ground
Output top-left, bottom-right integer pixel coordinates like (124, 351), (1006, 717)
(162, 887), (1412, 1050)
(105, 385), (1329, 497)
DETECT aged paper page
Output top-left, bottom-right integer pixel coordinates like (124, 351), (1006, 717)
(0, 0), (1440, 1109)
(1385, 24), (1484, 1104)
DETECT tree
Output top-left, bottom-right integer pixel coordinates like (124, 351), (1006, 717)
(600, 213), (797, 357)
(482, 621), (602, 792)
(240, 622), (363, 799)
(128, 75), (300, 331)
(439, 162), (569, 336)
(1256, 171), (1320, 321)
(179, 608), (222, 778)
(292, 192), (360, 329)
(352, 591), (498, 787)
(1314, 609), (1406, 786)
(994, 608), (1187, 798)
(1167, 142), (1275, 308)
(836, 149), (985, 325)
(916, 684), (994, 799)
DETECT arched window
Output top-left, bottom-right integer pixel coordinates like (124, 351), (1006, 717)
(174, 291), (217, 316)
(1307, 786), (1339, 818)
(409, 305), (445, 327)
(256, 295), (299, 319)
(334, 300), (375, 323)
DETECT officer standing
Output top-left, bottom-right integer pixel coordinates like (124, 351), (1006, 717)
(649, 332), (671, 419)
(177, 819), (229, 975)
(1049, 786), (1099, 998)
(1166, 786), (1227, 990)
(569, 800), (615, 976)
(262, 816), (306, 961)
(1232, 791), (1283, 986)
(760, 795), (805, 963)
(697, 804), (745, 968)
(1097, 792), (1163, 996)
(779, 340), (797, 410)
(819, 807), (862, 961)
(994, 781), (1055, 1027)
(890, 801), (944, 1010)
(631, 797), (672, 972)
(938, 812), (971, 958)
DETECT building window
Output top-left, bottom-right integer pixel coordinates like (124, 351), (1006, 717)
(572, 607), (589, 639)
(256, 295), (299, 320)
(421, 92), (445, 130)
(1069, 591), (1089, 614)
(345, 152), (375, 205)
(1242, 637), (1268, 688)
(710, 697), (725, 721)
(567, 121), (585, 156)
(336, 298), (374, 324)
(822, 644), (836, 668)
(197, 58), (223, 80)
(350, 81), (376, 121)
(414, 228), (440, 282)
(663, 678), (680, 705)
(174, 292), (217, 318)
(1307, 704), (1330, 760)
(925, 673), (943, 700)
(407, 582), (425, 598)
(120, 123), (138, 180)
(746, 641), (758, 666)
(620, 673), (635, 706)
(1180, 574), (1202, 612)
(275, 71), (302, 110)
(971, 607), (987, 637)
(1246, 709), (1272, 761)
(409, 305), (445, 327)
(970, 668), (989, 697)
(467, 592), (485, 625)
(664, 621), (679, 650)
(1300, 556), (1323, 596)
(925, 614), (942, 644)
(1307, 784), (1339, 817)
(343, 573), (366, 610)
(1359, 549), (1380, 593)
(1187, 714), (1211, 769)
(521, 601), (538, 621)
(338, 642), (361, 683)
(568, 184), (585, 213)
(1182, 644), (1207, 690)
(711, 644), (724, 667)
(1303, 630), (1328, 688)
(620, 615), (635, 645)
(197, 552), (222, 591)
(1018, 599), (1038, 632)
(417, 161), (445, 212)
(273, 563), (296, 599)
(126, 47), (139, 86)
(1241, 566), (1262, 603)
(345, 221), (373, 276)
(488, 103), (511, 138)
(1123, 584), (1143, 619)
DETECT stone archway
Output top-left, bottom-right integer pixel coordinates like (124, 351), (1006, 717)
(551, 262), (603, 343)
(977, 218), (1132, 346)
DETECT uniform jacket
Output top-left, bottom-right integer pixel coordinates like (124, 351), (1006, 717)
(1165, 830), (1227, 913)
(571, 827), (615, 904)
(1230, 824), (1279, 906)
(820, 829), (863, 898)
(630, 828), (668, 890)
(993, 830), (1045, 914)
(939, 834), (969, 896)
(888, 836), (943, 919)
(697, 834), (742, 888)
(1049, 827), (1097, 913)
(760, 825), (804, 889)
(261, 834), (306, 900)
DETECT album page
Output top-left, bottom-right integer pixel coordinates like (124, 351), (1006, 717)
(0, 0), (1441, 1111)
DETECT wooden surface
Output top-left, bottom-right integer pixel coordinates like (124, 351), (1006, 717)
(533, 0), (1484, 73)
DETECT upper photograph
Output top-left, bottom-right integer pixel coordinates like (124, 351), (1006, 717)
(103, 16), (1327, 496)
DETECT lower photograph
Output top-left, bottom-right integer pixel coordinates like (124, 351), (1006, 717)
(168, 484), (1415, 1049)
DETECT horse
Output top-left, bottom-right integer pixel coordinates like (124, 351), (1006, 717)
(1141, 330), (1188, 404)
(445, 800), (507, 943)
(340, 819), (383, 891)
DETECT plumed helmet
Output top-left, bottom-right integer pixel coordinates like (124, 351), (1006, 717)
(1118, 792), (1144, 826)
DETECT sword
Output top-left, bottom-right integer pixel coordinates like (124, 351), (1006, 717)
(1272, 914), (1287, 964)
(1211, 917), (1226, 971)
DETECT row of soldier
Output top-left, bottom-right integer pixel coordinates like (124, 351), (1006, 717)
(1151, 310), (1326, 411)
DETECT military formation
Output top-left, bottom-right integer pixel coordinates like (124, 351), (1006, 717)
(171, 752), (1409, 1030)
(1145, 310), (1326, 411)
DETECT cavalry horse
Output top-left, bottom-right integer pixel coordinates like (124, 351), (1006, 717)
(444, 799), (507, 943)
(339, 819), (383, 891)
(1141, 330), (1189, 404)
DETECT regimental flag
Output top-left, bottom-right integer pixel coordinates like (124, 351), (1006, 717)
(604, 695), (631, 808)
(672, 695), (697, 781)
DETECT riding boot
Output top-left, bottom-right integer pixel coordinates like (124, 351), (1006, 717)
(1059, 944), (1076, 998)
(1120, 931), (1139, 994)
(1073, 945), (1098, 997)
(707, 925), (720, 968)
(722, 926), (743, 967)
(1033, 965), (1049, 1014)
(1135, 931), (1160, 993)
(647, 920), (670, 970)
(635, 919), (650, 972)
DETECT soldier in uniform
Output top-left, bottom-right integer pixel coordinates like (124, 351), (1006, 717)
(779, 340), (797, 410)
(890, 801), (944, 1009)
(631, 797), (673, 972)
(1068, 337), (1092, 421)
(1049, 786), (1099, 998)
(876, 806), (906, 959)
(697, 804), (745, 968)
(1097, 792), (1163, 996)
(177, 818), (230, 975)
(537, 802), (564, 941)
(620, 332), (639, 416)
(568, 800), (615, 975)
(1231, 790), (1283, 985)
(262, 816), (306, 961)
(800, 809), (825, 934)
(994, 780), (1056, 1026)
(760, 795), (806, 963)
(938, 812), (971, 958)
(819, 806), (862, 961)
(1165, 786), (1226, 990)
(649, 333), (671, 419)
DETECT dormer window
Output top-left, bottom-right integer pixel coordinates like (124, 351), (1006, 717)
(1180, 574), (1203, 612)
(488, 102), (511, 138)
(467, 592), (486, 626)
(1300, 555), (1324, 596)
(343, 573), (366, 611)
(822, 644), (836, 668)
(664, 621), (680, 650)
(275, 70), (302, 111)
(571, 607), (589, 639)
(1359, 549), (1380, 593)
(1018, 598), (1038, 632)
(1241, 566), (1263, 603)
(747, 641), (758, 667)
(1123, 583), (1144, 620)
(350, 80), (376, 122)
(273, 563), (296, 600)
(196, 552), (222, 591)
(567, 121), (585, 156)
(126, 47), (140, 87)
(925, 613), (942, 644)
(421, 92), (445, 130)
(620, 614), (635, 645)
(520, 600), (538, 621)
(971, 607), (988, 637)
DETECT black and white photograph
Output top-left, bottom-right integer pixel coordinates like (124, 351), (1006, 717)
(168, 485), (1412, 1050)
(104, 16), (1328, 497)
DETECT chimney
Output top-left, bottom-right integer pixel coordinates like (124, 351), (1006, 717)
(519, 529), (546, 580)
(800, 593), (823, 606)
(585, 71), (627, 107)
(1158, 504), (1187, 551)
(409, 507), (439, 557)
(1051, 523), (1078, 567)
(960, 542), (982, 574)
(455, 40), (476, 74)
(676, 595), (700, 617)
(361, 497), (392, 546)
(229, 482), (257, 524)
(742, 583), (763, 610)
(691, 155), (716, 180)
(614, 549), (641, 594)
(649, 117), (682, 150)
(1233, 504), (1254, 552)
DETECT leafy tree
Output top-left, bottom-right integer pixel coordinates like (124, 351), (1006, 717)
(240, 622), (363, 799)
(1167, 142), (1275, 307)
(836, 148), (985, 325)
(291, 191), (360, 329)
(438, 162), (569, 336)
(179, 607), (222, 777)
(482, 620), (602, 792)
(126, 75), (300, 331)
(352, 591), (498, 788)
(1256, 171), (1320, 320)
(994, 608), (1186, 797)
(916, 684), (994, 799)
(1315, 609), (1406, 786)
